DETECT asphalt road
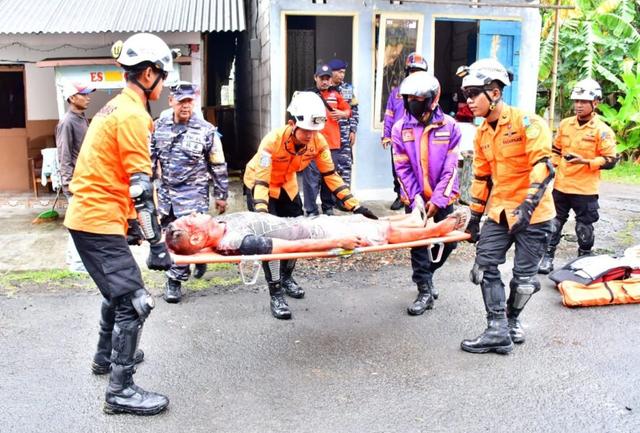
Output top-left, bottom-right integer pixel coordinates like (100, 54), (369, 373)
(1, 181), (639, 432)
(1, 261), (639, 433)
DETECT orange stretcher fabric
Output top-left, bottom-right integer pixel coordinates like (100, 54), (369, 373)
(171, 231), (470, 265)
(557, 277), (640, 307)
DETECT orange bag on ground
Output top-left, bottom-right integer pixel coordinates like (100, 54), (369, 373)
(557, 277), (640, 307)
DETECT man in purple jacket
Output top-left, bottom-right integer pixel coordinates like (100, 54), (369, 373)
(392, 71), (461, 315)
(382, 52), (428, 210)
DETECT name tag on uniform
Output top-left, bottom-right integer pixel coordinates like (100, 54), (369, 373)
(402, 129), (414, 142)
(434, 131), (450, 137)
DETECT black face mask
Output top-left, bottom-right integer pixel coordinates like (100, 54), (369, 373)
(408, 99), (428, 121)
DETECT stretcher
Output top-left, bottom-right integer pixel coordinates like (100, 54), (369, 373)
(171, 231), (470, 284)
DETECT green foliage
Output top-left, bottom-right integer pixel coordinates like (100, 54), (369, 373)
(601, 161), (640, 184)
(538, 0), (640, 118)
(598, 61), (640, 157)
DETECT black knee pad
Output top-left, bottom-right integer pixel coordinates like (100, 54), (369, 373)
(575, 222), (594, 249)
(130, 288), (154, 321)
(508, 275), (541, 310)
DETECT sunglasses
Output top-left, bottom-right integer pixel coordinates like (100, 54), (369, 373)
(311, 115), (327, 125)
(154, 68), (168, 81)
(461, 87), (485, 100)
(295, 115), (327, 125)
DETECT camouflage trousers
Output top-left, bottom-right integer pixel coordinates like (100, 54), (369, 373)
(302, 146), (353, 215)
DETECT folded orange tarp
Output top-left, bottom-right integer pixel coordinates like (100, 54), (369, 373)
(557, 277), (640, 307)
(171, 230), (470, 265)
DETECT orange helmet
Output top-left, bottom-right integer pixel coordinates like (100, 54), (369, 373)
(405, 52), (428, 73)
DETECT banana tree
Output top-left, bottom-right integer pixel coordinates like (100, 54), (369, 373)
(598, 60), (640, 159)
(538, 0), (640, 118)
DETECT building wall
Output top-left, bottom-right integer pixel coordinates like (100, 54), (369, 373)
(247, 0), (542, 198)
(236, 0), (272, 164)
(0, 32), (201, 192)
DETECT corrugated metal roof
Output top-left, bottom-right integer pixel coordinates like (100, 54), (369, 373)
(0, 0), (245, 34)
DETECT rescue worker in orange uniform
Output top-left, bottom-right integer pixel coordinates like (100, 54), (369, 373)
(302, 63), (352, 216)
(64, 33), (174, 415)
(244, 91), (377, 319)
(538, 79), (617, 274)
(457, 59), (555, 354)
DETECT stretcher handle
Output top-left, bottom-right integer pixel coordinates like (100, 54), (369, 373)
(239, 259), (261, 285)
(427, 242), (445, 264)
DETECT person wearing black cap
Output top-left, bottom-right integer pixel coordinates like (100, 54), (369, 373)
(151, 81), (229, 303)
(302, 63), (352, 217)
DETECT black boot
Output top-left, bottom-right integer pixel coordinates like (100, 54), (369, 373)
(104, 319), (169, 415)
(507, 316), (525, 344)
(390, 196), (403, 211)
(163, 278), (182, 303)
(407, 283), (434, 316)
(192, 264), (207, 279)
(538, 254), (554, 274)
(269, 283), (292, 320)
(427, 274), (439, 300)
(92, 350), (145, 375)
(281, 260), (305, 299)
(91, 299), (144, 375)
(460, 313), (514, 354)
(578, 248), (592, 257)
(507, 299), (525, 344)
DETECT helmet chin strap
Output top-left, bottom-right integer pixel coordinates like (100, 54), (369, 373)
(132, 73), (163, 113)
(482, 89), (501, 117)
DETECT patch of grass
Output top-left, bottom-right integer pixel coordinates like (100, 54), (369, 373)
(616, 218), (640, 247)
(601, 161), (640, 184)
(185, 276), (242, 292)
(0, 269), (89, 287)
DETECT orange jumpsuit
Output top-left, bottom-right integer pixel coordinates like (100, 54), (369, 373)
(244, 124), (359, 212)
(469, 105), (555, 228)
(65, 87), (152, 235)
(552, 113), (617, 195)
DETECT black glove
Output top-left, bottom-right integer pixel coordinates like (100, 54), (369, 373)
(126, 219), (144, 246)
(466, 211), (482, 244)
(147, 242), (173, 271)
(354, 205), (378, 220)
(509, 200), (536, 235)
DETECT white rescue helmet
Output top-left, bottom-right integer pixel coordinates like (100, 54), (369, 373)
(287, 91), (327, 131)
(399, 71), (441, 109)
(112, 33), (174, 72)
(457, 58), (511, 88)
(570, 78), (602, 101)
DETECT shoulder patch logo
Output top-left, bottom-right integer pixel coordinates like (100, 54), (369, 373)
(525, 122), (540, 139)
(259, 152), (272, 168)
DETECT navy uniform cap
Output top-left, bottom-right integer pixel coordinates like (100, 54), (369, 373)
(327, 58), (347, 70)
(170, 81), (199, 101)
(314, 64), (333, 77)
